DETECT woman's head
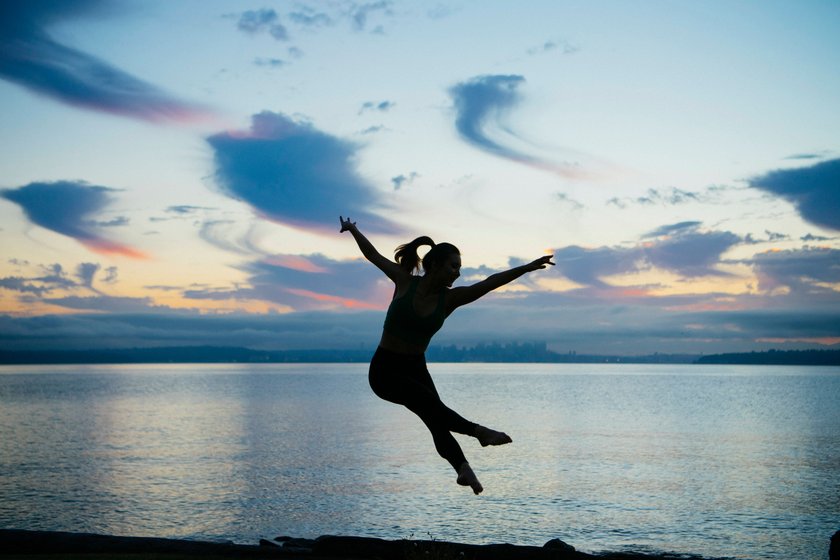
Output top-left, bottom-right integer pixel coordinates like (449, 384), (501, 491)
(395, 237), (460, 274)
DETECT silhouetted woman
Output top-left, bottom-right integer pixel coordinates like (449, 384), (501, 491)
(340, 216), (554, 494)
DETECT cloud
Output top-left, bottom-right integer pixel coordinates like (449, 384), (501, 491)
(181, 251), (391, 312)
(1, 181), (147, 258)
(748, 247), (840, 294)
(0, 0), (211, 123)
(607, 187), (705, 209)
(4, 287), (837, 355)
(553, 245), (641, 288)
(250, 3), (388, 36)
(198, 220), (262, 256)
(643, 226), (741, 278)
(288, 8), (333, 28)
(237, 8), (288, 40)
(75, 262), (100, 290)
(643, 221), (702, 238)
(391, 172), (419, 190)
(749, 158), (840, 231)
(166, 205), (213, 215)
(41, 295), (159, 313)
(449, 74), (527, 158)
(359, 125), (386, 135)
(348, 1), (393, 32)
(0, 310), (386, 352)
(0, 261), (116, 297)
(526, 38), (579, 56)
(359, 100), (395, 114)
(784, 151), (832, 161)
(206, 111), (400, 234)
(254, 57), (287, 68)
(801, 233), (832, 242)
(554, 192), (584, 210)
(553, 222), (742, 287)
(102, 266), (118, 283)
(449, 75), (584, 177)
(2, 249), (838, 355)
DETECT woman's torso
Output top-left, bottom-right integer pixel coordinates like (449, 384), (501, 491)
(380, 276), (447, 354)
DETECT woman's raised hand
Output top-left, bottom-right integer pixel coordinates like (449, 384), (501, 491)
(339, 216), (356, 233)
(526, 255), (555, 271)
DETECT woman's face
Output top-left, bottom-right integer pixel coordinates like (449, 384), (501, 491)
(430, 253), (461, 287)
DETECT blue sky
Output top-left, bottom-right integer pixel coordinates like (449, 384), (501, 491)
(1, 0), (838, 355)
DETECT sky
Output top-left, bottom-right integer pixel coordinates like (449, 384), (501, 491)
(1, 0), (838, 356)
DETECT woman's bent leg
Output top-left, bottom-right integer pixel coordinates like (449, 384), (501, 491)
(369, 348), (477, 470)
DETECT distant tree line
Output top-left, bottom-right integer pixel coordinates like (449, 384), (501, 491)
(695, 349), (840, 365)
(1, 344), (836, 365)
(0, 342), (696, 364)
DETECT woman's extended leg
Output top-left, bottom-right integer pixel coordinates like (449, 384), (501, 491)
(399, 393), (485, 495)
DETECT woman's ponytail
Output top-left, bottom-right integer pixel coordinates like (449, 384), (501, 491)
(395, 236), (435, 273)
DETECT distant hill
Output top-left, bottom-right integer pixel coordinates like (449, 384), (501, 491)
(695, 349), (840, 365)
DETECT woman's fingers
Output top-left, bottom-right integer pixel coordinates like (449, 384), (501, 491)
(339, 216), (354, 232)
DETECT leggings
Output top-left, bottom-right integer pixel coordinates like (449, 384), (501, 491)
(369, 346), (477, 471)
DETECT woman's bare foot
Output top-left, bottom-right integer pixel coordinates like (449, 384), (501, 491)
(456, 462), (483, 495)
(475, 425), (512, 447)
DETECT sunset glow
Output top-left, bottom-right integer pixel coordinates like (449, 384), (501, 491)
(1, 0), (838, 355)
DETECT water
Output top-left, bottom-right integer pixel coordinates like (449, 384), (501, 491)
(0, 363), (837, 559)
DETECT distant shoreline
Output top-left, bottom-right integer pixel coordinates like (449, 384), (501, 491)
(1, 345), (838, 366)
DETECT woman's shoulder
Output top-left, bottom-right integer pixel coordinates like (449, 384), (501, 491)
(391, 271), (418, 296)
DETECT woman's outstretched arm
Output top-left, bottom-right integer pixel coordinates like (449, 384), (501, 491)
(340, 216), (404, 281)
(447, 255), (554, 311)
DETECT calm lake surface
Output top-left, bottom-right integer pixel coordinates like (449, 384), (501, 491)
(1, 363), (838, 559)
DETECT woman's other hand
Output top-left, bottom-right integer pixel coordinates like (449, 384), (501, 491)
(526, 255), (555, 271)
(339, 216), (356, 233)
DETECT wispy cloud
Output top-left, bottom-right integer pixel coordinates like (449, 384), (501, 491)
(391, 172), (419, 190)
(1, 181), (147, 258)
(526, 38), (579, 56)
(254, 57), (287, 68)
(234, 3), (391, 38)
(0, 261), (117, 298)
(0, 0), (211, 123)
(359, 100), (395, 114)
(554, 192), (584, 210)
(206, 111), (400, 234)
(449, 74), (527, 158)
(288, 8), (333, 28)
(348, 1), (394, 33)
(749, 158), (840, 231)
(606, 187), (706, 209)
(237, 8), (288, 40)
(449, 74), (584, 177)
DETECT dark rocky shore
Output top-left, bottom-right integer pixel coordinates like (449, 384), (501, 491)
(0, 529), (755, 560)
(4, 529), (839, 559)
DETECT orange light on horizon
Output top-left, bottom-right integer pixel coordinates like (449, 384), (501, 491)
(286, 288), (382, 310)
(757, 337), (840, 346)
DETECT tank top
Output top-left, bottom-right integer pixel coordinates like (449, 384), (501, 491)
(383, 276), (447, 346)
